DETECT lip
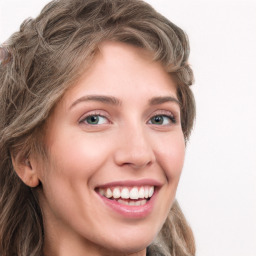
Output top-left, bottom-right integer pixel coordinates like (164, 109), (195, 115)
(95, 179), (161, 218)
(95, 178), (163, 188)
(98, 190), (158, 218)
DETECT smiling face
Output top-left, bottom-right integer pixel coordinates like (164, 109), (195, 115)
(35, 41), (185, 256)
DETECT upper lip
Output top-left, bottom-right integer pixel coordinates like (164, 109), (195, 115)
(94, 179), (163, 189)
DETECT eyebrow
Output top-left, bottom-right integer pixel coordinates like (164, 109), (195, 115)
(69, 95), (121, 109)
(69, 94), (180, 109)
(149, 96), (180, 106)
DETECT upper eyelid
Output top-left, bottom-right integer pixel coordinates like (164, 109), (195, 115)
(147, 109), (177, 119)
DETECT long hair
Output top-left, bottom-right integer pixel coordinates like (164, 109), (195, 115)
(0, 0), (196, 255)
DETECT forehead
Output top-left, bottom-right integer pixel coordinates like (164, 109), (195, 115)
(63, 41), (177, 101)
(56, 42), (176, 111)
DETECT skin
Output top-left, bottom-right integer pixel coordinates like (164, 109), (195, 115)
(26, 42), (185, 256)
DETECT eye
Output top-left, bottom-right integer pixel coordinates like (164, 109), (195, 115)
(80, 115), (109, 125)
(148, 115), (176, 125)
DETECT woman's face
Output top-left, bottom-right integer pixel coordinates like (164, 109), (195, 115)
(36, 41), (185, 256)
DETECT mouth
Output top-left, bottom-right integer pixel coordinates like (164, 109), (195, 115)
(96, 186), (155, 206)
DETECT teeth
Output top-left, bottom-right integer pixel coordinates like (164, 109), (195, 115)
(149, 187), (154, 197)
(130, 187), (139, 199)
(120, 188), (129, 199)
(117, 199), (128, 205)
(99, 186), (155, 200)
(140, 200), (147, 205)
(134, 201), (141, 206)
(113, 188), (121, 198)
(144, 187), (149, 198)
(106, 188), (112, 198)
(117, 199), (147, 206)
(99, 188), (104, 196)
(138, 187), (145, 198)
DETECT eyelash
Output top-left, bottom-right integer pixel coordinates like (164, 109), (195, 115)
(148, 114), (176, 125)
(79, 111), (176, 126)
(147, 109), (176, 126)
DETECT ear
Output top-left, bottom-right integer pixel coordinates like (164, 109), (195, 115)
(11, 154), (40, 187)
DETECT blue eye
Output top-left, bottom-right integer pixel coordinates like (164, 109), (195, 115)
(149, 115), (176, 125)
(82, 115), (108, 125)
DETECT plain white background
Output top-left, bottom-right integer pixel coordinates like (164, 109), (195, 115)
(0, 0), (255, 255)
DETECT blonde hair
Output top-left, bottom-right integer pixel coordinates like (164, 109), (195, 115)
(0, 0), (196, 255)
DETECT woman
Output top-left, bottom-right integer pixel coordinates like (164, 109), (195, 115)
(0, 0), (196, 255)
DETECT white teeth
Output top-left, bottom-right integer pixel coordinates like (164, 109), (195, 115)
(138, 187), (145, 199)
(113, 188), (121, 198)
(129, 187), (139, 199)
(106, 188), (112, 198)
(121, 188), (129, 199)
(149, 186), (154, 197)
(144, 187), (149, 198)
(99, 186), (155, 200)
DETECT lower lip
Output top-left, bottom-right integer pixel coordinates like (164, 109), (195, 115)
(98, 191), (157, 218)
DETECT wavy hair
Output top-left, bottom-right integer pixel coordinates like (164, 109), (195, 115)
(0, 0), (196, 255)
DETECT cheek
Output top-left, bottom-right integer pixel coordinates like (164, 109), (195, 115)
(43, 132), (113, 186)
(155, 131), (185, 180)
(37, 134), (108, 222)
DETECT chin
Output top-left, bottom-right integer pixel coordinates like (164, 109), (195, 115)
(103, 241), (149, 256)
(98, 226), (158, 255)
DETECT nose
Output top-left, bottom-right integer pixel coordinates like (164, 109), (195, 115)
(113, 126), (156, 169)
